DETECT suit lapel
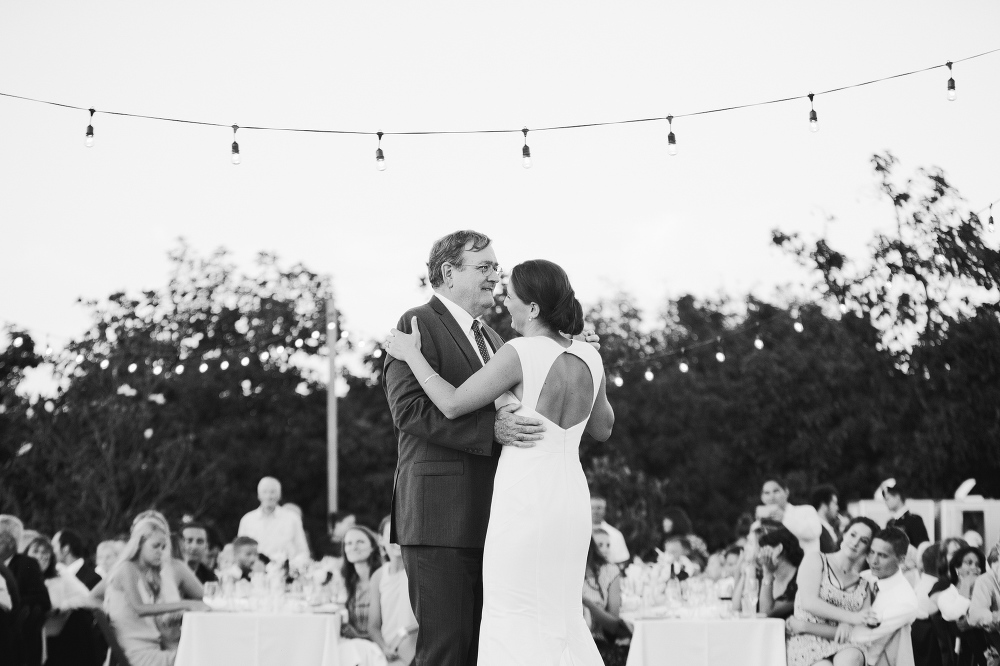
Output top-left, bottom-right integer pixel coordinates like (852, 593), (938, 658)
(430, 296), (484, 369)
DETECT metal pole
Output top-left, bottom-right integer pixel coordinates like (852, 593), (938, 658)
(326, 296), (338, 513)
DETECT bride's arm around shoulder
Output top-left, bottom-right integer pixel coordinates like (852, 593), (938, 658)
(585, 370), (614, 442)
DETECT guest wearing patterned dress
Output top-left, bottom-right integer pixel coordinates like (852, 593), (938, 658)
(339, 526), (388, 666)
(786, 517), (880, 666)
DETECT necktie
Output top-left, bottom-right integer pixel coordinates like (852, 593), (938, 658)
(870, 581), (879, 603)
(471, 320), (492, 365)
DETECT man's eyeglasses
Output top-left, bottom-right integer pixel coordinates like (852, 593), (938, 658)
(457, 263), (502, 277)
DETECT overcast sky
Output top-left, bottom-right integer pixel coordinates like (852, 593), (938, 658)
(2, 1), (999, 390)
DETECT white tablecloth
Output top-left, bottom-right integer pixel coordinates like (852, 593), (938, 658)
(175, 612), (341, 666)
(625, 618), (786, 666)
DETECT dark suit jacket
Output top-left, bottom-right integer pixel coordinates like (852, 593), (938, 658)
(384, 295), (505, 549)
(886, 511), (929, 546)
(819, 523), (841, 554)
(8, 553), (51, 666)
(0, 562), (20, 659)
(74, 559), (102, 590)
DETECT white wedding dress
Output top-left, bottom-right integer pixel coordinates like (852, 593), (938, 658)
(478, 337), (605, 666)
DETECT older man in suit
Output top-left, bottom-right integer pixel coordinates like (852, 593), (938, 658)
(0, 516), (51, 666)
(384, 230), (550, 666)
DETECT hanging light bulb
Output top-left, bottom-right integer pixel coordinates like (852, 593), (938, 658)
(754, 336), (764, 350)
(259, 351), (269, 362)
(946, 62), (956, 101)
(12, 337), (23, 347)
(153, 364), (163, 375)
(100, 359), (110, 369)
(375, 131), (386, 171)
(715, 337), (726, 362)
(231, 125), (241, 165)
(644, 368), (654, 381)
(839, 302), (849, 315)
(666, 115), (677, 156)
(75, 354), (84, 363)
(199, 363), (208, 373)
(521, 127), (532, 169)
(988, 204), (995, 233)
(678, 360), (689, 373)
(85, 108), (95, 147)
(128, 363), (137, 373)
(794, 321), (804, 333)
(175, 364), (184, 374)
(808, 94), (818, 132)
(220, 360), (229, 370)
(241, 357), (250, 366)
(613, 375), (624, 387)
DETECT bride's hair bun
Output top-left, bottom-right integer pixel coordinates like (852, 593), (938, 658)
(509, 260), (584, 336)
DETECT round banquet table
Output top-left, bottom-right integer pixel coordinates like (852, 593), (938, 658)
(624, 617), (787, 666)
(174, 611), (341, 666)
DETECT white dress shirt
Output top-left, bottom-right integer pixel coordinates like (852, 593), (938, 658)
(56, 557), (84, 577)
(598, 521), (630, 564)
(436, 294), (493, 366)
(0, 573), (10, 611)
(782, 504), (823, 554)
(237, 505), (310, 561)
(852, 569), (919, 666)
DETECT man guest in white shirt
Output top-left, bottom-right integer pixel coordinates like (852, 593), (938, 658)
(237, 477), (310, 561)
(591, 495), (629, 564)
(789, 527), (919, 666)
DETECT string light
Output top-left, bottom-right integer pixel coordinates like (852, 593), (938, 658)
(613, 374), (624, 387)
(678, 360), (690, 373)
(75, 354), (84, 363)
(231, 125), (241, 165)
(375, 131), (386, 171)
(666, 115), (677, 156)
(153, 364), (163, 375)
(715, 338), (726, 363)
(521, 128), (532, 169)
(988, 204), (995, 233)
(754, 335), (764, 350)
(794, 320), (804, 333)
(259, 351), (269, 362)
(13, 337), (22, 347)
(175, 364), (184, 374)
(199, 362), (208, 373)
(220, 360), (229, 370)
(100, 359), (109, 369)
(295, 339), (303, 348)
(240, 357), (249, 366)
(946, 62), (957, 101)
(85, 108), (95, 147)
(644, 368), (654, 381)
(128, 363), (137, 373)
(808, 94), (818, 133)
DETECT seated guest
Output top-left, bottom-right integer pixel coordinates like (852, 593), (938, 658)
(96, 539), (126, 579)
(661, 507), (693, 542)
(591, 495), (630, 564)
(19, 529), (42, 553)
(339, 526), (388, 666)
(810, 485), (842, 554)
(105, 518), (209, 666)
(757, 478), (823, 554)
(909, 543), (949, 666)
(25, 536), (97, 666)
(592, 528), (614, 566)
(0, 514), (52, 666)
(883, 483), (930, 547)
(0, 534), (22, 661)
(179, 523), (217, 584)
(368, 517), (418, 665)
(785, 517), (880, 666)
(723, 546), (743, 578)
(789, 527), (920, 666)
(931, 546), (989, 666)
(52, 530), (102, 590)
(756, 527), (803, 619)
(968, 542), (1000, 656)
(582, 535), (629, 666)
(231, 537), (266, 581)
(327, 511), (357, 559)
(237, 477), (310, 561)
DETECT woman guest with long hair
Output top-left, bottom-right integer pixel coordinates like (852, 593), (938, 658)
(25, 536), (95, 666)
(583, 535), (629, 666)
(785, 516), (881, 666)
(931, 546), (990, 666)
(756, 527), (804, 619)
(339, 525), (389, 666)
(104, 518), (208, 666)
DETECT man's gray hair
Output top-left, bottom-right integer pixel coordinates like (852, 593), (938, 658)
(427, 230), (492, 289)
(0, 515), (24, 546)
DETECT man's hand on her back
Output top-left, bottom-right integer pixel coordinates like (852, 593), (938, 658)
(494, 404), (544, 448)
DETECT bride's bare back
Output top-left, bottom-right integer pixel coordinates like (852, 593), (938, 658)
(533, 352), (596, 430)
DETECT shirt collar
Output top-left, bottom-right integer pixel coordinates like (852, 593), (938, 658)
(891, 507), (908, 520)
(436, 293), (481, 335)
(65, 557), (84, 575)
(2, 556), (11, 568)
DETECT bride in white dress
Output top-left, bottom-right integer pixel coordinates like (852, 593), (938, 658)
(386, 259), (614, 666)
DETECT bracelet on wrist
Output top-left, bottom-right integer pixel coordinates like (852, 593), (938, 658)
(422, 373), (439, 385)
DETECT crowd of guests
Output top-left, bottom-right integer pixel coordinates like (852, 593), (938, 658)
(3, 475), (998, 666)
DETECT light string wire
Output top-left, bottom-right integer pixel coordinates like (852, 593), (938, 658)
(1, 48), (998, 136)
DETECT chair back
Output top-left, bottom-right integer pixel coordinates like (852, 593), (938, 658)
(91, 607), (132, 666)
